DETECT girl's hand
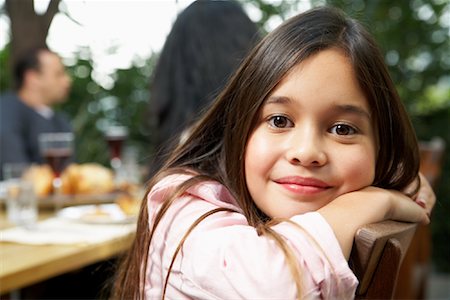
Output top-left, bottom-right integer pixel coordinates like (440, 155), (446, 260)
(384, 187), (430, 225)
(414, 173), (435, 219)
(402, 172), (436, 220)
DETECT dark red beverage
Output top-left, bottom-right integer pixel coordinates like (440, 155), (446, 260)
(106, 137), (125, 160)
(104, 126), (128, 169)
(44, 148), (72, 177)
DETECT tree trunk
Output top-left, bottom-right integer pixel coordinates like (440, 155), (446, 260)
(5, 0), (61, 81)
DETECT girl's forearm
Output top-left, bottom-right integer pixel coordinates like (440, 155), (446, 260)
(318, 187), (427, 259)
(318, 188), (390, 258)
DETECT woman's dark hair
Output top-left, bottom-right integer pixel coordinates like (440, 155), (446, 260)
(113, 6), (420, 299)
(147, 0), (260, 177)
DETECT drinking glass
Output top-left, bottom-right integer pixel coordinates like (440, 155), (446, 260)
(3, 163), (37, 229)
(104, 126), (128, 172)
(38, 132), (74, 195)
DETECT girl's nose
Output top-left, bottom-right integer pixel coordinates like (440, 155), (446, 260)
(286, 130), (327, 167)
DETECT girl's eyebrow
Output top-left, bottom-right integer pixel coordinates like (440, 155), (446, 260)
(333, 104), (371, 120)
(265, 96), (291, 105)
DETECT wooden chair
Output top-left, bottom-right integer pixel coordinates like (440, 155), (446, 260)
(394, 137), (446, 299)
(350, 220), (417, 299)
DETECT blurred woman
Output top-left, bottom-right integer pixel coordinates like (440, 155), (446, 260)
(146, 0), (260, 177)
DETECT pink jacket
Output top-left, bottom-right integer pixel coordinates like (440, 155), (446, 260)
(145, 174), (358, 299)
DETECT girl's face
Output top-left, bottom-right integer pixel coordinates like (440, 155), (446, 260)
(244, 49), (377, 218)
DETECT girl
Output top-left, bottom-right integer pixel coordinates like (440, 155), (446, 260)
(113, 6), (434, 299)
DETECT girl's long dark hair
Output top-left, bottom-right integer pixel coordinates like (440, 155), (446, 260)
(112, 6), (420, 299)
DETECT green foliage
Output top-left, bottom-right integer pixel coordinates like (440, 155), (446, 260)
(241, 0), (297, 32)
(59, 50), (111, 166)
(56, 48), (156, 167)
(320, 0), (450, 115)
(0, 44), (11, 91)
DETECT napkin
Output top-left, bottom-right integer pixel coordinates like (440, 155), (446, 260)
(0, 217), (136, 245)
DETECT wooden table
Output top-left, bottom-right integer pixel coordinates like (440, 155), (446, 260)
(0, 209), (135, 295)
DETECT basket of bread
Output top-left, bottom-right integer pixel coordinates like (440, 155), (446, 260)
(19, 163), (142, 215)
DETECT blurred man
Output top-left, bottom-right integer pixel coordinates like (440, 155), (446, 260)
(0, 47), (73, 179)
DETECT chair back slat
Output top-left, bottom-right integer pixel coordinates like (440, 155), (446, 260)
(351, 221), (417, 299)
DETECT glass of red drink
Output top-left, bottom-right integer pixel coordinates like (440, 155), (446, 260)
(38, 132), (74, 195)
(104, 126), (128, 171)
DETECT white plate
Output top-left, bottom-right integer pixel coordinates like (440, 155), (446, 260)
(57, 203), (136, 224)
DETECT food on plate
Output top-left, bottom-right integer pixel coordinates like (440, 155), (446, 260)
(61, 163), (115, 194)
(80, 205), (111, 222)
(58, 204), (136, 224)
(116, 192), (140, 216)
(22, 164), (54, 197)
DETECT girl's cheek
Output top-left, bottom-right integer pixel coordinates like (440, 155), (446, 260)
(350, 155), (375, 188)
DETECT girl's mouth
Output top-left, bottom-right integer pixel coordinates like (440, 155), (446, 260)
(274, 176), (331, 195)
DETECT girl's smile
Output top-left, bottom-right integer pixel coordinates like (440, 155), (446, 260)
(273, 176), (331, 195)
(245, 49), (377, 218)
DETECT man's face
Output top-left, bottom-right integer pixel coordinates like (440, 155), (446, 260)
(36, 51), (72, 105)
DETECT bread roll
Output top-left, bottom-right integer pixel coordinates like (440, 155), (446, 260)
(61, 163), (114, 194)
(61, 164), (79, 194)
(22, 165), (54, 197)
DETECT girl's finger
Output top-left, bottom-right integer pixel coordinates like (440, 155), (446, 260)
(415, 198), (426, 209)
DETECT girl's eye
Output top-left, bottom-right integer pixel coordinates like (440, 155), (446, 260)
(268, 115), (294, 128)
(329, 124), (357, 135)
